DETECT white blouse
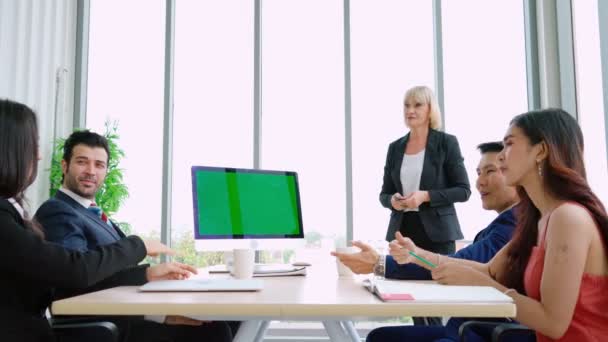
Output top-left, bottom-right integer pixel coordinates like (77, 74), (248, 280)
(399, 149), (425, 212)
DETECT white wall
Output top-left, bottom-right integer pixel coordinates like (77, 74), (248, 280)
(0, 0), (77, 212)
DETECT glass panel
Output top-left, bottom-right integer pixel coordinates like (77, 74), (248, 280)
(86, 0), (165, 239)
(351, 0), (435, 242)
(573, 0), (608, 205)
(172, 0), (254, 264)
(261, 0), (345, 262)
(443, 0), (528, 240)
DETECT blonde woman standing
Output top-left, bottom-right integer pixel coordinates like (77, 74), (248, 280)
(380, 86), (471, 256)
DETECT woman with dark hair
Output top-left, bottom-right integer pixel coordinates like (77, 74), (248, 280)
(391, 108), (608, 340)
(0, 99), (174, 342)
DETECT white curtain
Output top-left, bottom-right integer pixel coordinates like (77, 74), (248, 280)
(0, 0), (77, 212)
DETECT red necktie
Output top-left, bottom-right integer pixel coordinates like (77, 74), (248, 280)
(89, 203), (109, 223)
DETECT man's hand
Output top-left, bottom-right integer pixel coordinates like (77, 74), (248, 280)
(388, 232), (419, 265)
(330, 241), (378, 274)
(142, 239), (175, 257)
(146, 262), (198, 281)
(164, 315), (207, 326)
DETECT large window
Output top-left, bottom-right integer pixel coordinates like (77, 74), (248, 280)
(260, 0), (345, 259)
(83, 1), (608, 257)
(573, 0), (608, 205)
(442, 0), (528, 240)
(350, 0), (435, 242)
(86, 0), (166, 239)
(79, 1), (608, 336)
(172, 0), (254, 260)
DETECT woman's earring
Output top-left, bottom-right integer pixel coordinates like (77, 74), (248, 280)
(537, 161), (543, 177)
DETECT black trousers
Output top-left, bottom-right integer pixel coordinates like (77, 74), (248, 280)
(400, 211), (454, 327)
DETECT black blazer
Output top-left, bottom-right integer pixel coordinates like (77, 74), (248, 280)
(0, 198), (146, 342)
(379, 129), (471, 242)
(35, 191), (149, 300)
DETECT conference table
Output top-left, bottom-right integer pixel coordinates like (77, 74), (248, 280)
(51, 265), (516, 342)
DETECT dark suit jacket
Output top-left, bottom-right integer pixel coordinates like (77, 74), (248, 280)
(0, 198), (146, 342)
(380, 129), (471, 242)
(35, 191), (149, 299)
(385, 207), (516, 280)
(36, 191), (125, 252)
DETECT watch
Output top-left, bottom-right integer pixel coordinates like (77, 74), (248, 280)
(373, 254), (386, 278)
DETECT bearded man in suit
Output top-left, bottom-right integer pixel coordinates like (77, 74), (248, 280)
(36, 130), (232, 342)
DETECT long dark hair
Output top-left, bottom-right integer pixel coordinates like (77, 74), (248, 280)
(0, 99), (44, 237)
(499, 108), (608, 293)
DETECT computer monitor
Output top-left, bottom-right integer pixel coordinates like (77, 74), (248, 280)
(191, 166), (304, 251)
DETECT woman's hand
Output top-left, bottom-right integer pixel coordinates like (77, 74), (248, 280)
(431, 262), (494, 286)
(401, 191), (430, 209)
(390, 193), (405, 210)
(388, 232), (418, 264)
(142, 239), (175, 257)
(146, 262), (198, 281)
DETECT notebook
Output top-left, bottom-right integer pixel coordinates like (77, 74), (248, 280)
(139, 279), (264, 292)
(363, 279), (513, 303)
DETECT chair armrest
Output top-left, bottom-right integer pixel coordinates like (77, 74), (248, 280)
(459, 320), (535, 342)
(459, 321), (502, 342)
(52, 320), (119, 342)
(492, 323), (535, 342)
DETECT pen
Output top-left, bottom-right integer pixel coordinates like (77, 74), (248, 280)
(408, 251), (437, 268)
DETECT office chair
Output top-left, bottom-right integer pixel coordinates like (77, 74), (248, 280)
(52, 317), (120, 342)
(459, 320), (535, 342)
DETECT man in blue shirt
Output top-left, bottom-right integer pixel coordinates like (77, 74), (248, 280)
(333, 141), (520, 342)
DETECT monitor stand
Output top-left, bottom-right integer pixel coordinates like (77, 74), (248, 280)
(207, 243), (307, 275)
(196, 239), (307, 274)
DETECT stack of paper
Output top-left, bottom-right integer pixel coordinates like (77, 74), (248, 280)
(208, 264), (307, 277)
(252, 265), (307, 277)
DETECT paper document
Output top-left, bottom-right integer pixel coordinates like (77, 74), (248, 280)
(363, 279), (513, 303)
(208, 264), (307, 277)
(252, 266), (306, 277)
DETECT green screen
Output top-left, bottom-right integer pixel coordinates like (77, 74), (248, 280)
(193, 168), (302, 238)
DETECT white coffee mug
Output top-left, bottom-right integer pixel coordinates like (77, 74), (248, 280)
(232, 248), (255, 279)
(335, 246), (358, 277)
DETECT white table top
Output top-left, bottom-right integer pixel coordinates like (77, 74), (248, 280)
(52, 267), (516, 320)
